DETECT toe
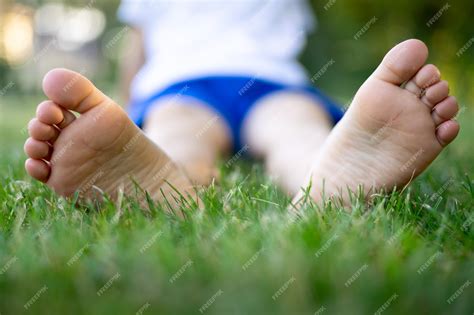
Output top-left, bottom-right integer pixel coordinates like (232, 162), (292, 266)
(436, 120), (460, 147)
(404, 64), (441, 96)
(37, 100), (64, 125)
(25, 158), (51, 182)
(374, 39), (429, 85)
(413, 64), (441, 89)
(42, 68), (109, 114)
(28, 118), (60, 142)
(432, 96), (458, 126)
(24, 138), (52, 160)
(58, 109), (77, 129)
(36, 100), (76, 128)
(422, 80), (449, 108)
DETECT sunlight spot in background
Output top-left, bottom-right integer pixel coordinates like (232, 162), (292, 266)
(35, 3), (106, 51)
(0, 5), (34, 66)
(0, 3), (106, 65)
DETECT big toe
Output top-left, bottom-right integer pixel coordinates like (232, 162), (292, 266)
(42, 68), (108, 114)
(374, 39), (429, 85)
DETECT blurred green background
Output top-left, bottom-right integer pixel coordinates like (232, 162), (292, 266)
(0, 0), (473, 108)
(0, 3), (473, 314)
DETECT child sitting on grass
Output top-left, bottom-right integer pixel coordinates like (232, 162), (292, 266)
(24, 0), (459, 208)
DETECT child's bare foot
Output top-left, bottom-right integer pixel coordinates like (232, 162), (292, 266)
(24, 69), (194, 205)
(300, 39), (459, 205)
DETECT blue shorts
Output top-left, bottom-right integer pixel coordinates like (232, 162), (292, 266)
(129, 76), (345, 152)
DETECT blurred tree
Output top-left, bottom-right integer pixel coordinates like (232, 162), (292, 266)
(1, 0), (473, 106)
(303, 0), (474, 105)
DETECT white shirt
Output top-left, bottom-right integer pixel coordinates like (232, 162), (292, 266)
(118, 0), (316, 103)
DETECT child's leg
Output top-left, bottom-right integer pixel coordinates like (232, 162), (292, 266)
(297, 39), (459, 207)
(24, 69), (197, 207)
(143, 98), (232, 186)
(242, 91), (333, 195)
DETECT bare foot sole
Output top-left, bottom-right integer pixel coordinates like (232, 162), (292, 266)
(298, 39), (459, 206)
(24, 69), (195, 209)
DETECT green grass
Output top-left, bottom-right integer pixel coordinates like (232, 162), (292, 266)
(0, 96), (473, 315)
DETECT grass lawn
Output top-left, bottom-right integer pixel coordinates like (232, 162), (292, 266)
(0, 95), (473, 315)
